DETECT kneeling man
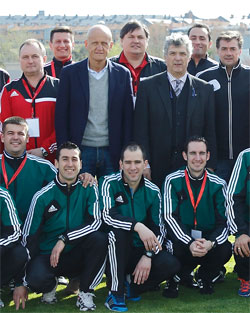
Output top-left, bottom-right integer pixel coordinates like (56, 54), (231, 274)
(15, 142), (107, 311)
(100, 142), (180, 312)
(162, 136), (231, 295)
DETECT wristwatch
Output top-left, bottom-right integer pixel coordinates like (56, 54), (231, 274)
(144, 250), (154, 259)
(58, 234), (66, 243)
(40, 147), (48, 157)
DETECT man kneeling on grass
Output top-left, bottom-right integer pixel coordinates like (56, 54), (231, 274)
(162, 136), (232, 296)
(99, 142), (180, 312)
(14, 142), (107, 311)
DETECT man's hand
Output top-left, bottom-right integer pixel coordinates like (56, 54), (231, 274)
(134, 222), (162, 252)
(234, 234), (250, 258)
(189, 239), (208, 257)
(143, 168), (151, 181)
(78, 172), (97, 188)
(13, 286), (28, 310)
(50, 240), (65, 268)
(27, 148), (43, 158)
(133, 255), (151, 285)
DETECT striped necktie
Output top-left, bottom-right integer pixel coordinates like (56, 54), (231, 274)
(174, 79), (182, 97)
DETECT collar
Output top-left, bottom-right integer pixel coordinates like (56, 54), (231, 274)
(119, 51), (148, 69)
(54, 173), (80, 195)
(121, 170), (145, 192)
(22, 73), (47, 90)
(3, 150), (26, 160)
(220, 59), (241, 71)
(87, 59), (108, 79)
(167, 72), (188, 85)
(53, 56), (72, 66)
(186, 166), (206, 181)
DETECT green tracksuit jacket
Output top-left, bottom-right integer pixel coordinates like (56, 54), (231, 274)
(22, 175), (101, 257)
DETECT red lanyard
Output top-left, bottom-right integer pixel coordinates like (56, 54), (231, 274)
(22, 76), (47, 118)
(50, 61), (56, 78)
(1, 154), (27, 189)
(185, 169), (207, 228)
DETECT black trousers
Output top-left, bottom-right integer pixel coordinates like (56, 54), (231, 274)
(173, 240), (232, 281)
(106, 228), (181, 296)
(26, 231), (107, 293)
(0, 243), (28, 287)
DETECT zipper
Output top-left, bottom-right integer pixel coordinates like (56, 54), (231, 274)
(66, 188), (70, 231)
(225, 69), (233, 159)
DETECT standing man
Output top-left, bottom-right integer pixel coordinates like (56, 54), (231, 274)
(134, 33), (216, 187)
(100, 142), (180, 312)
(187, 23), (218, 76)
(227, 148), (250, 297)
(197, 31), (250, 182)
(44, 26), (74, 78)
(14, 142), (107, 311)
(110, 20), (166, 98)
(55, 24), (133, 178)
(0, 116), (57, 223)
(0, 39), (59, 162)
(0, 187), (28, 308)
(162, 136), (231, 296)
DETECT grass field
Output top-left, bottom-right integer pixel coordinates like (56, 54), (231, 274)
(1, 252), (250, 313)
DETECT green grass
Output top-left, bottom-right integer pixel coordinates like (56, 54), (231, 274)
(2, 237), (250, 312)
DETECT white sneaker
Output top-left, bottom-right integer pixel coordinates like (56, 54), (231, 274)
(0, 298), (4, 308)
(76, 291), (96, 311)
(41, 279), (58, 304)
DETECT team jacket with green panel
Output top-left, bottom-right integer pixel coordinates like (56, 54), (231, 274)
(22, 174), (101, 257)
(162, 167), (228, 247)
(99, 171), (166, 251)
(0, 186), (21, 252)
(227, 148), (250, 237)
(0, 151), (57, 223)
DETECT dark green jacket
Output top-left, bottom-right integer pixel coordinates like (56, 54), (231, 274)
(22, 175), (101, 257)
(227, 148), (250, 237)
(0, 151), (57, 223)
(162, 167), (228, 247)
(0, 186), (21, 251)
(99, 171), (166, 249)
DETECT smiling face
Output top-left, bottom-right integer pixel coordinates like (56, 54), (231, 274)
(120, 148), (147, 189)
(182, 141), (210, 178)
(165, 44), (190, 78)
(121, 27), (148, 58)
(1, 124), (29, 157)
(19, 43), (46, 77)
(189, 27), (211, 58)
(55, 148), (82, 185)
(50, 32), (74, 61)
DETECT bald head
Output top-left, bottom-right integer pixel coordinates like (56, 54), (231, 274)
(85, 24), (113, 71)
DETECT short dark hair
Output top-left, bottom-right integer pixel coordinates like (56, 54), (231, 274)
(216, 30), (243, 49)
(188, 23), (211, 41)
(2, 116), (28, 134)
(56, 141), (81, 160)
(50, 26), (74, 42)
(120, 20), (150, 39)
(120, 142), (147, 161)
(183, 136), (209, 153)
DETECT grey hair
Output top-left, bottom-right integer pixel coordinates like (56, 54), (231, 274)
(163, 33), (193, 57)
(19, 38), (46, 57)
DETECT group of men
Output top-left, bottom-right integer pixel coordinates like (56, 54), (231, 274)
(0, 19), (249, 311)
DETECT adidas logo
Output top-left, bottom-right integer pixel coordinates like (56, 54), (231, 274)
(10, 91), (19, 97)
(115, 195), (124, 203)
(48, 205), (58, 213)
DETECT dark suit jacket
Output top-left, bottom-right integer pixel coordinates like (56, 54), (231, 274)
(55, 58), (134, 171)
(134, 71), (217, 187)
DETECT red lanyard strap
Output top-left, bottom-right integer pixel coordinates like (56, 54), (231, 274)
(50, 61), (56, 78)
(22, 76), (47, 118)
(185, 169), (207, 228)
(1, 154), (27, 189)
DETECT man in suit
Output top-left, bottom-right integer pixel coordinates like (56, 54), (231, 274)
(134, 33), (216, 188)
(55, 24), (134, 178)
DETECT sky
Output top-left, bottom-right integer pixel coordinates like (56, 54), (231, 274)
(1, 0), (248, 19)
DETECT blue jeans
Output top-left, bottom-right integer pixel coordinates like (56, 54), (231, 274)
(80, 146), (115, 178)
